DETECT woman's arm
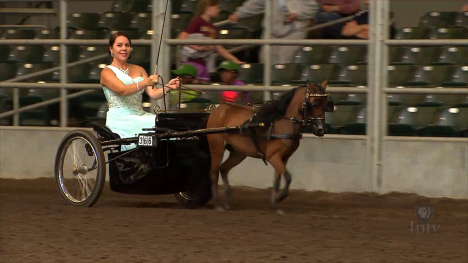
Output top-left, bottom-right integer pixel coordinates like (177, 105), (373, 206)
(139, 66), (171, 100)
(341, 20), (366, 36)
(100, 67), (154, 96)
(215, 45), (243, 64)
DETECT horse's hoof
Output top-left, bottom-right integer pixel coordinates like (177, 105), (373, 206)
(216, 206), (225, 212)
(276, 209), (284, 215)
(275, 192), (289, 203)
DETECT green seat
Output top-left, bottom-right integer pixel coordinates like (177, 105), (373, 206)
(336, 93), (366, 105)
(294, 46), (332, 65)
(419, 11), (458, 28)
(432, 46), (468, 65)
(387, 65), (415, 87)
(129, 45), (151, 65)
(0, 45), (10, 62)
(98, 12), (134, 30)
(390, 46), (436, 65)
(7, 45), (44, 63)
(325, 104), (363, 134)
(303, 64), (338, 85)
(178, 0), (198, 12)
(418, 94), (461, 107)
(342, 106), (366, 135)
(329, 64), (367, 87)
(1, 29), (36, 39)
(19, 95), (51, 126)
(271, 63), (306, 85)
(218, 26), (251, 49)
(236, 12), (264, 33)
(441, 65), (468, 87)
(69, 29), (109, 39)
(0, 95), (13, 126)
(112, 0), (150, 13)
(43, 45), (80, 63)
(76, 63), (102, 83)
(387, 94), (405, 106)
(429, 27), (468, 39)
(0, 62), (18, 81)
(420, 107), (468, 137)
(404, 65), (450, 87)
(388, 106), (441, 136)
(15, 63), (54, 82)
(78, 46), (109, 63)
(328, 46), (367, 65)
(138, 29), (155, 39)
(77, 91), (107, 120)
(36, 28), (60, 39)
(67, 13), (100, 29)
(220, 0), (245, 12)
(171, 11), (194, 31)
(395, 27), (431, 39)
(237, 63), (264, 84)
(130, 12), (151, 30)
(104, 28), (142, 40)
(455, 11), (468, 27)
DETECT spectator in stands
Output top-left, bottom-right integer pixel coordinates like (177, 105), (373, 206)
(178, 0), (244, 83)
(314, 0), (360, 39)
(100, 31), (180, 150)
(228, 0), (319, 64)
(170, 64), (201, 106)
(340, 0), (396, 39)
(217, 60), (250, 103)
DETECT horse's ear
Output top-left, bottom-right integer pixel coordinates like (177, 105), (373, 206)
(321, 79), (328, 91)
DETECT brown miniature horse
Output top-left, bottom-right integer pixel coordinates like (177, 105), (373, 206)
(206, 80), (331, 211)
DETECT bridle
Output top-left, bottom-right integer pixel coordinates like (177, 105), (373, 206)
(281, 83), (330, 127)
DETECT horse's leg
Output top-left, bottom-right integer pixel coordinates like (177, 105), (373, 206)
(219, 148), (246, 210)
(267, 152), (287, 212)
(207, 134), (225, 211)
(276, 155), (293, 203)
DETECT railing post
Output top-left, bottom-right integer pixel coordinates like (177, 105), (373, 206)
(59, 0), (68, 127)
(263, 0), (272, 102)
(367, 0), (385, 193)
(151, 0), (160, 111)
(12, 88), (19, 126)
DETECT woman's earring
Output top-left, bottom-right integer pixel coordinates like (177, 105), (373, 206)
(111, 52), (114, 57)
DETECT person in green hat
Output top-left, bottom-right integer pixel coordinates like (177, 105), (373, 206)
(218, 60), (250, 103)
(170, 64), (200, 107)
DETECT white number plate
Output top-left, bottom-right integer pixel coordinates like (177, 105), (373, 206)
(138, 135), (154, 147)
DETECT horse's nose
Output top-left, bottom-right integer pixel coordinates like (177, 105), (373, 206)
(313, 120), (325, 137)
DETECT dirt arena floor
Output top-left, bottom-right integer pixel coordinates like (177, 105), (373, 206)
(0, 178), (467, 263)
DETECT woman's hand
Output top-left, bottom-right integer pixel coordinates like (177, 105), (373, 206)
(144, 74), (159, 86)
(165, 77), (181, 91)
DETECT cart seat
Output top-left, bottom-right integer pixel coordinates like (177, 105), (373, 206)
(91, 121), (120, 141)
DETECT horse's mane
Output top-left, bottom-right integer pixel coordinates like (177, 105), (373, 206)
(251, 87), (300, 125)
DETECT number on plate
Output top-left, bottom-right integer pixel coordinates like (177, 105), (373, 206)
(138, 135), (153, 146)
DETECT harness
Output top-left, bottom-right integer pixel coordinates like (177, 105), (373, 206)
(235, 84), (329, 165)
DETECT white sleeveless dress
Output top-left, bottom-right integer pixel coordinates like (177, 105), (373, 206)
(102, 65), (156, 151)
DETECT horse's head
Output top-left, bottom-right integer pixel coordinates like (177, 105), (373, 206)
(301, 80), (333, 137)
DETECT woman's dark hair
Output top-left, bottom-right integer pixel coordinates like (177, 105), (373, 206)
(108, 31), (132, 60)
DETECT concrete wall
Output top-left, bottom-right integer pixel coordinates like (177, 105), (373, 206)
(1, 128), (466, 198)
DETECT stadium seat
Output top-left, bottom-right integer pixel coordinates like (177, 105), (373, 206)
(171, 11), (194, 31)
(1, 29), (36, 39)
(130, 12), (151, 30)
(342, 106), (366, 135)
(78, 46), (110, 64)
(328, 64), (367, 87)
(404, 65), (450, 87)
(387, 65), (414, 87)
(455, 11), (468, 27)
(294, 46), (332, 65)
(390, 46), (436, 65)
(36, 28), (60, 39)
(420, 107), (468, 137)
(69, 29), (109, 39)
(328, 45), (367, 65)
(0, 95), (13, 126)
(236, 12), (264, 33)
(15, 63), (55, 82)
(220, 0), (245, 12)
(418, 11), (459, 28)
(42, 45), (80, 63)
(432, 46), (468, 65)
(388, 106), (441, 136)
(0, 62), (18, 81)
(129, 45), (151, 65)
(335, 93), (366, 105)
(325, 104), (363, 134)
(76, 63), (103, 83)
(302, 64), (338, 85)
(138, 29), (155, 39)
(112, 0), (150, 13)
(7, 45), (45, 63)
(98, 12), (134, 30)
(394, 27), (431, 39)
(237, 63), (264, 84)
(217, 26), (251, 49)
(429, 27), (468, 39)
(0, 45), (10, 62)
(177, 0), (198, 13)
(77, 91), (107, 121)
(271, 63), (306, 85)
(441, 65), (468, 87)
(19, 94), (51, 126)
(67, 13), (100, 29)
(104, 29), (142, 39)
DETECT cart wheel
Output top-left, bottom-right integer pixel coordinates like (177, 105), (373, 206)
(54, 129), (106, 207)
(174, 171), (211, 209)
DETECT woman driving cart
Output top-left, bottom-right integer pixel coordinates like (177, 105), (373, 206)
(100, 32), (180, 150)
